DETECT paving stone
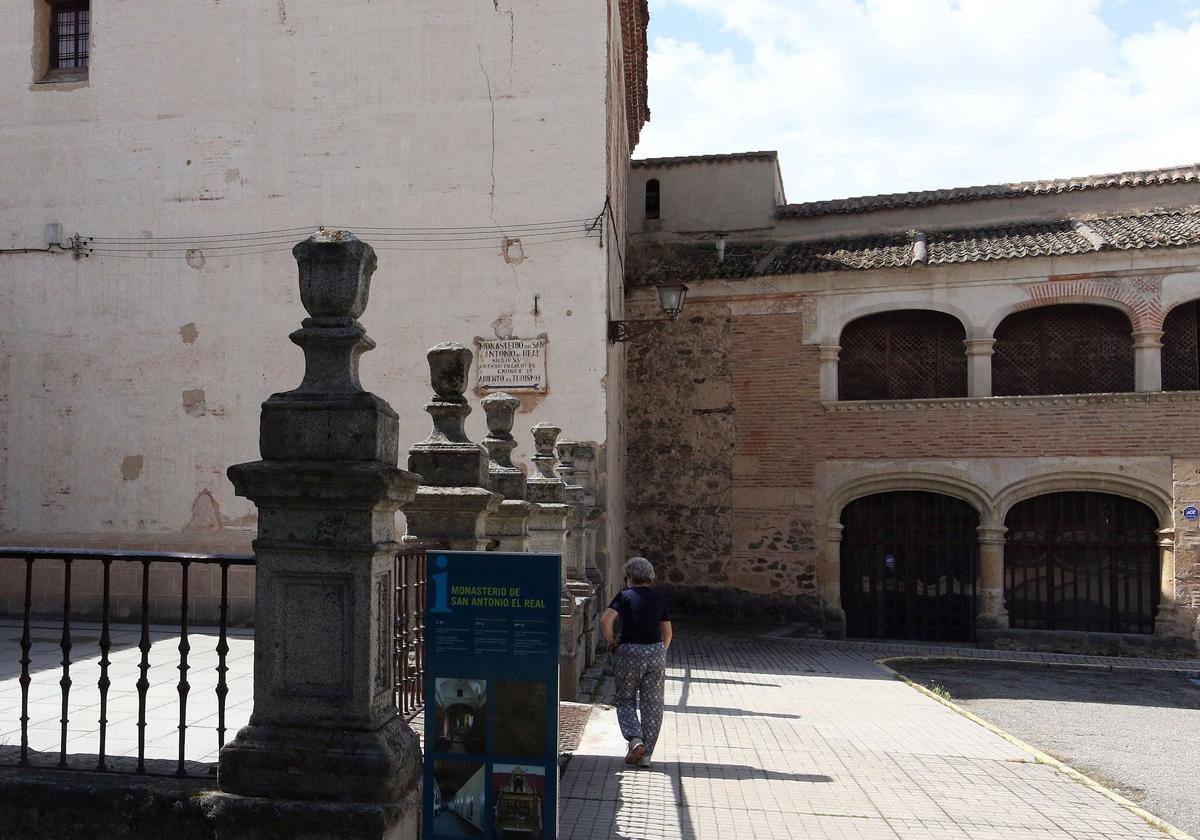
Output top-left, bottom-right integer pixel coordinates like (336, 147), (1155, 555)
(560, 631), (1176, 839)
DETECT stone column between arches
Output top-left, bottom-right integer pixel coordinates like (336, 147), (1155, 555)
(964, 338), (995, 398)
(975, 524), (1008, 630)
(818, 521), (846, 638)
(1154, 527), (1178, 636)
(1132, 329), (1164, 392)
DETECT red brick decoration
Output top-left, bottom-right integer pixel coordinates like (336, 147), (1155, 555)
(1018, 275), (1164, 331)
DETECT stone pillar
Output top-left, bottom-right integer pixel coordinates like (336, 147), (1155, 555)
(526, 423), (572, 602)
(1155, 527), (1178, 636)
(556, 441), (590, 584)
(1133, 329), (1164, 392)
(219, 232), (422, 830)
(480, 391), (533, 552)
(525, 423), (581, 699)
(818, 344), (840, 401)
(404, 343), (501, 549)
(572, 443), (605, 589)
(976, 525), (1009, 630)
(964, 338), (995, 398)
(557, 440), (600, 666)
(818, 522), (846, 638)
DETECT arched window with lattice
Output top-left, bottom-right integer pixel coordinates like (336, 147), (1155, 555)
(838, 310), (967, 401)
(1162, 300), (1200, 391)
(992, 304), (1133, 396)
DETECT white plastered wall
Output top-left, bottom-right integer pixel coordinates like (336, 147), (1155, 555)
(0, 0), (619, 549)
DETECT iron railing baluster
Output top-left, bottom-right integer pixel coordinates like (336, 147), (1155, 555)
(58, 558), (73, 768)
(416, 551), (426, 711)
(136, 559), (152, 773)
(97, 558), (112, 771)
(216, 561), (230, 751)
(18, 557), (33, 767)
(1, 547), (254, 778)
(176, 560), (191, 777)
(395, 552), (408, 713)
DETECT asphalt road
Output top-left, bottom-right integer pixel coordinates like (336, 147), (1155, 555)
(892, 659), (1200, 838)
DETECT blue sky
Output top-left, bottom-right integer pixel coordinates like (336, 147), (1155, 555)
(638, 0), (1200, 202)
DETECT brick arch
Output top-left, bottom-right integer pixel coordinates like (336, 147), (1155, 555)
(819, 300), (974, 346)
(986, 275), (1164, 334)
(825, 472), (995, 530)
(995, 472), (1171, 529)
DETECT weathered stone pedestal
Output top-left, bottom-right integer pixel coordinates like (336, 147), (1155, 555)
(526, 423), (585, 698)
(217, 231), (422, 838)
(403, 343), (500, 548)
(572, 443), (606, 590)
(557, 441), (600, 668)
(481, 392), (534, 552)
(526, 423), (573, 601)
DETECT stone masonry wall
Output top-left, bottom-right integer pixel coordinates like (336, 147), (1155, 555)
(626, 302), (1200, 636)
(625, 302), (733, 585)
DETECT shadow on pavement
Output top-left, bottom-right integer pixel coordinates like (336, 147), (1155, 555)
(892, 658), (1200, 710)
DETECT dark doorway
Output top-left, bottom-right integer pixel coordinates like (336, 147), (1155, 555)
(1005, 492), (1159, 634)
(841, 491), (980, 642)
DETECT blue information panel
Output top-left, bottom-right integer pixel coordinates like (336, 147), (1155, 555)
(424, 551), (561, 840)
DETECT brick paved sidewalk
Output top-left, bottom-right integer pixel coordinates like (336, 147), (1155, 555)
(561, 632), (1185, 840)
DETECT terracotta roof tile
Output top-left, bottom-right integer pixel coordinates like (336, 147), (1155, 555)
(775, 164), (1200, 218)
(620, 0), (650, 148)
(632, 151), (779, 169)
(628, 208), (1200, 285)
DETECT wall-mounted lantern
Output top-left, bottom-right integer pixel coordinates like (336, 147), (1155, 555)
(608, 280), (689, 343)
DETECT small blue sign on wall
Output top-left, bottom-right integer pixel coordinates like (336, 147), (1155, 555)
(424, 551), (561, 840)
(1184, 506), (1199, 521)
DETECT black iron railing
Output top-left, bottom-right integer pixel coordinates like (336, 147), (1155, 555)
(394, 546), (428, 718)
(1, 547), (254, 777)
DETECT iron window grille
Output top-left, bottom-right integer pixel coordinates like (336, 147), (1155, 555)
(51, 3), (90, 71)
(1004, 492), (1159, 635)
(992, 304), (1134, 396)
(1162, 300), (1200, 391)
(838, 309), (968, 401)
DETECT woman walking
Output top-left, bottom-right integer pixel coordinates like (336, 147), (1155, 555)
(600, 556), (673, 769)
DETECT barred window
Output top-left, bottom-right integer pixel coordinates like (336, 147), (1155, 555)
(51, 3), (89, 71)
(838, 310), (967, 401)
(645, 179), (661, 221)
(1162, 300), (1200, 392)
(993, 304), (1133, 396)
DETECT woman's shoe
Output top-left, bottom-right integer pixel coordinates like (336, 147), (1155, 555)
(625, 738), (646, 765)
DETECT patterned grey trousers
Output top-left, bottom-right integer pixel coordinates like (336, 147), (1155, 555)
(613, 642), (667, 756)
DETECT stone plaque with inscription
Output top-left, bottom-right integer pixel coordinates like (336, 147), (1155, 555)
(475, 335), (548, 392)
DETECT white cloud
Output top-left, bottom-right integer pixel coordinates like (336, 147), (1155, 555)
(639, 0), (1200, 202)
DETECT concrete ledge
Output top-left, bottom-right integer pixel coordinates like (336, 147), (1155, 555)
(977, 627), (1198, 658)
(0, 766), (418, 840)
(657, 583), (841, 634)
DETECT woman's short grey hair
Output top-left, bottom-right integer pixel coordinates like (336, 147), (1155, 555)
(624, 556), (655, 584)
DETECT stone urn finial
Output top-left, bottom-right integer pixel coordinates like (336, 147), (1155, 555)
(428, 342), (473, 403)
(408, 342), (489, 488)
(555, 440), (579, 483)
(423, 342), (474, 444)
(293, 229), (377, 320)
(482, 392), (525, 500)
(482, 391), (521, 439)
(531, 422), (561, 479)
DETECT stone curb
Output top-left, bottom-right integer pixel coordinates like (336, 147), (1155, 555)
(875, 656), (1199, 840)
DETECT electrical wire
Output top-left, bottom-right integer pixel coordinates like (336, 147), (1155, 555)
(88, 217), (600, 244)
(86, 232), (600, 258)
(28, 210), (610, 259)
(603, 195), (625, 276)
(87, 228), (598, 254)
